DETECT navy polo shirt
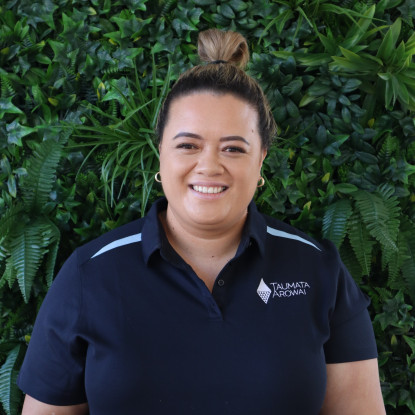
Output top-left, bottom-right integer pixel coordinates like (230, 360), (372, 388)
(17, 198), (377, 414)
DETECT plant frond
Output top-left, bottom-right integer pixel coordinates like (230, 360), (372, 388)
(322, 198), (353, 248)
(108, 100), (119, 118)
(150, 56), (172, 129)
(378, 134), (398, 162)
(373, 286), (393, 303)
(161, 0), (177, 16)
(339, 236), (363, 283)
(38, 218), (61, 287)
(0, 345), (22, 415)
(21, 139), (64, 212)
(348, 211), (375, 276)
(387, 229), (408, 287)
(0, 76), (16, 99)
(0, 206), (24, 243)
(1, 258), (17, 290)
(0, 238), (7, 261)
(352, 189), (399, 253)
(0, 274), (7, 291)
(44, 238), (60, 288)
(71, 60), (170, 208)
(62, 65), (77, 95)
(103, 66), (128, 75)
(10, 222), (46, 303)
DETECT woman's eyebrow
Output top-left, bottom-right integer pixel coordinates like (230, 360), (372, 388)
(173, 132), (201, 139)
(220, 136), (250, 145)
(173, 132), (249, 145)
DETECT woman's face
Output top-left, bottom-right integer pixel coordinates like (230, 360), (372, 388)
(159, 92), (267, 233)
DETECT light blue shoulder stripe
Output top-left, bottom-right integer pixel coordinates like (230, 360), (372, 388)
(266, 226), (321, 251)
(91, 233), (142, 259)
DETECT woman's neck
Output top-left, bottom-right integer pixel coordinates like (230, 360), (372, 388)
(159, 207), (246, 263)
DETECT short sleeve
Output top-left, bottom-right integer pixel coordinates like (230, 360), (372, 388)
(17, 250), (87, 405)
(324, 259), (378, 364)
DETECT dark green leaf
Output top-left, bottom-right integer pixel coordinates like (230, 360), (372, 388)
(342, 107), (351, 123)
(282, 79), (303, 96)
(0, 345), (22, 415)
(6, 121), (36, 146)
(355, 151), (378, 164)
(0, 99), (23, 120)
(322, 199), (353, 248)
(219, 4), (236, 19)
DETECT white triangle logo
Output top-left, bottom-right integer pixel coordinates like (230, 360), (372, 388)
(257, 278), (271, 304)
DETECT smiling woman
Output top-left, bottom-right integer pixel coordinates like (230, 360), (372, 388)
(158, 92), (266, 291)
(160, 93), (265, 232)
(17, 29), (385, 415)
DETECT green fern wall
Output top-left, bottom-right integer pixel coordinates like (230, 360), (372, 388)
(1, 0), (415, 413)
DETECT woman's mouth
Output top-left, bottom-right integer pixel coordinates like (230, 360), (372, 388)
(192, 185), (227, 194)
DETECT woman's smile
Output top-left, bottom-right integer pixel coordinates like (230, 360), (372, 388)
(191, 185), (227, 194)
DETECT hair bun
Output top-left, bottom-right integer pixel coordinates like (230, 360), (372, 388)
(198, 29), (249, 69)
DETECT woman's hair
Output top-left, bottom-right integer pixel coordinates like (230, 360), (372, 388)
(156, 29), (276, 150)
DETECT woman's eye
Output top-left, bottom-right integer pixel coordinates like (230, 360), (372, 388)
(177, 143), (196, 150)
(224, 146), (245, 153)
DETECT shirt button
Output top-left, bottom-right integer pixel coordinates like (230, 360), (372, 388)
(217, 279), (225, 287)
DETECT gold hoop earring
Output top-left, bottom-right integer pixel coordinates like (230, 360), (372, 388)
(155, 172), (162, 183)
(257, 177), (265, 188)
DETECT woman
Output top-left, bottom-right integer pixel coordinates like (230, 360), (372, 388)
(18, 29), (385, 414)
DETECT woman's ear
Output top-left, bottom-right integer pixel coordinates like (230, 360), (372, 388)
(260, 149), (267, 166)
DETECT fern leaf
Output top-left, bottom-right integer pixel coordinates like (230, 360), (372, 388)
(39, 219), (60, 287)
(0, 76), (15, 99)
(21, 139), (63, 212)
(378, 134), (398, 162)
(322, 199), (353, 248)
(1, 258), (17, 290)
(10, 223), (45, 303)
(109, 100), (119, 118)
(21, 34), (34, 48)
(382, 188), (401, 240)
(161, 0), (177, 16)
(0, 345), (22, 415)
(0, 275), (6, 290)
(339, 236), (364, 283)
(103, 66), (125, 75)
(348, 212), (375, 276)
(373, 286), (393, 303)
(0, 206), (23, 239)
(44, 240), (59, 287)
(387, 230), (408, 287)
(62, 65), (77, 95)
(0, 237), (8, 260)
(353, 190), (399, 253)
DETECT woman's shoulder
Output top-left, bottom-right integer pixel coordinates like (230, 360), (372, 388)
(74, 217), (145, 266)
(260, 211), (338, 258)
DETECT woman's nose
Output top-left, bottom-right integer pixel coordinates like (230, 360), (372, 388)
(195, 148), (224, 176)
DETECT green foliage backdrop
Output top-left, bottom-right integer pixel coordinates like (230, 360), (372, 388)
(0, 0), (414, 413)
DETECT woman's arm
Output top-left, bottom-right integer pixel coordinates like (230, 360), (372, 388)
(21, 395), (89, 415)
(320, 358), (385, 415)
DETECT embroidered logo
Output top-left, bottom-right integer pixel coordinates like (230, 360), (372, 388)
(270, 281), (310, 298)
(257, 279), (311, 302)
(257, 278), (272, 304)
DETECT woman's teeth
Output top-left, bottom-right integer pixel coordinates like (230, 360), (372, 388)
(192, 185), (226, 194)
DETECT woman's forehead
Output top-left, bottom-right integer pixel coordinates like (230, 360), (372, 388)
(168, 92), (259, 122)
